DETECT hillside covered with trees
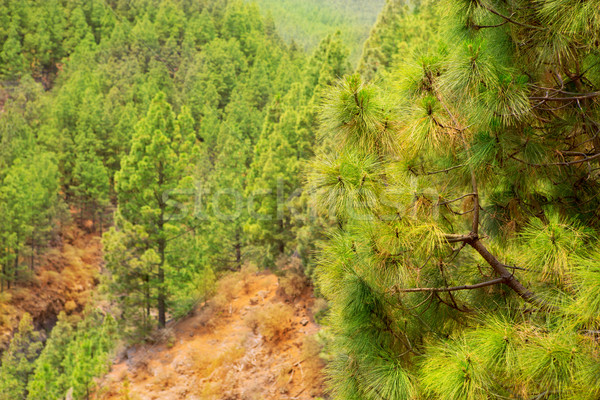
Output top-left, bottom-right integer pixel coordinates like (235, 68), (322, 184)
(248, 0), (385, 63)
(0, 0), (359, 398)
(1, 0), (600, 399)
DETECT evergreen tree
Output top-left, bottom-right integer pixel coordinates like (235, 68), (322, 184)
(107, 92), (197, 330)
(312, 1), (600, 398)
(358, 0), (440, 81)
(245, 99), (301, 263)
(0, 153), (60, 289)
(203, 107), (253, 271)
(0, 22), (24, 79)
(0, 1), (391, 394)
(0, 313), (43, 399)
(26, 313), (74, 400)
(72, 131), (111, 226)
(27, 311), (118, 400)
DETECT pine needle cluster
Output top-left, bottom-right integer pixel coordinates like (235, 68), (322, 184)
(311, 0), (600, 398)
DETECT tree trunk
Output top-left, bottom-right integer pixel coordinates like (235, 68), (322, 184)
(278, 218), (285, 254)
(6, 260), (10, 291)
(31, 232), (35, 270)
(157, 205), (166, 328)
(157, 256), (166, 327)
(235, 230), (242, 270)
(144, 273), (150, 329)
(14, 246), (19, 284)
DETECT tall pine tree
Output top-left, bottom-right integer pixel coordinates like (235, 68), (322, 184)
(106, 92), (197, 329)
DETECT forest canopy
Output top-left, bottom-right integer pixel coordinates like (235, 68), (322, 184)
(0, 0), (356, 398)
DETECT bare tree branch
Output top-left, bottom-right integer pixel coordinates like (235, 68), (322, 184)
(511, 153), (600, 167)
(469, 237), (553, 310)
(424, 164), (466, 175)
(441, 232), (552, 309)
(444, 233), (477, 243)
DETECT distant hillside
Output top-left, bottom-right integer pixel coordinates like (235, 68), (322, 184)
(358, 0), (440, 80)
(250, 0), (385, 64)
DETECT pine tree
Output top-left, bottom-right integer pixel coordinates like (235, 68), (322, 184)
(108, 92), (197, 330)
(26, 313), (74, 400)
(245, 99), (301, 263)
(0, 22), (24, 79)
(0, 153), (60, 289)
(203, 108), (253, 271)
(26, 311), (118, 400)
(312, 1), (600, 397)
(72, 132), (110, 227)
(0, 313), (43, 399)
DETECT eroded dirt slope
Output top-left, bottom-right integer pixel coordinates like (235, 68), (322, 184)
(95, 272), (325, 400)
(0, 223), (102, 349)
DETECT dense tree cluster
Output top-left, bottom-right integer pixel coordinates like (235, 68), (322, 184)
(96, 0), (352, 336)
(0, 0), (351, 330)
(0, 1), (355, 397)
(314, 0), (600, 398)
(0, 311), (117, 399)
(357, 0), (439, 81)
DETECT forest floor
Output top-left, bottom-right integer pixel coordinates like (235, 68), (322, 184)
(0, 220), (102, 350)
(94, 271), (326, 400)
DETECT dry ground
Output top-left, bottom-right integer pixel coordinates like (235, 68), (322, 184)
(94, 271), (326, 400)
(0, 222), (102, 349)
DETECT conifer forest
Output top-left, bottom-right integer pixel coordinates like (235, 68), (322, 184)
(1, 1), (600, 399)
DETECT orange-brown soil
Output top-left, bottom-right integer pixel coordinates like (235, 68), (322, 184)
(0, 223), (102, 349)
(95, 273), (326, 400)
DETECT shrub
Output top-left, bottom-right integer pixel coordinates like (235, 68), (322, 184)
(244, 302), (293, 342)
(191, 343), (245, 378)
(194, 266), (259, 332)
(301, 335), (326, 390)
(278, 270), (308, 301)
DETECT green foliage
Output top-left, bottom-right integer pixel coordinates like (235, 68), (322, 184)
(0, 152), (61, 289)
(0, 0), (363, 394)
(0, 313), (43, 399)
(106, 92), (198, 332)
(26, 311), (118, 400)
(358, 0), (442, 81)
(313, 0), (600, 398)
(249, 0), (384, 64)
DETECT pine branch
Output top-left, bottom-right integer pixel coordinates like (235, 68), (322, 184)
(511, 153), (600, 167)
(472, 21), (508, 29)
(448, 207), (475, 216)
(479, 1), (543, 31)
(530, 92), (600, 102)
(424, 164), (466, 175)
(393, 277), (505, 293)
(444, 233), (476, 243)
(434, 92), (481, 234)
(468, 236), (553, 310)
(437, 193), (476, 206)
(442, 233), (553, 309)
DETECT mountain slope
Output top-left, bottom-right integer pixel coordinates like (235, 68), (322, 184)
(249, 0), (385, 63)
(95, 271), (325, 400)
